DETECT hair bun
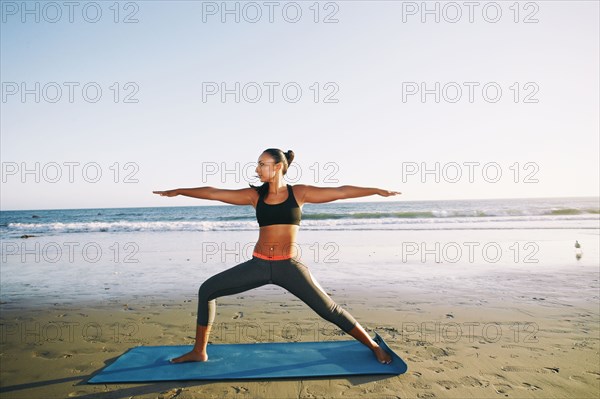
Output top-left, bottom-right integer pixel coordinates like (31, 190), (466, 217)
(285, 150), (295, 165)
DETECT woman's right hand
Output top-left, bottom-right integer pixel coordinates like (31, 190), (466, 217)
(153, 189), (180, 197)
(376, 189), (402, 197)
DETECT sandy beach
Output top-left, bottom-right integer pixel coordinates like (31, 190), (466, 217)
(1, 229), (599, 398)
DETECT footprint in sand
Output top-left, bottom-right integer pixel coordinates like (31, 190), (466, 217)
(572, 339), (593, 349)
(493, 382), (513, 395)
(485, 372), (507, 381)
(501, 365), (558, 374)
(521, 382), (542, 390)
(71, 347), (101, 356)
(101, 346), (117, 353)
(232, 386), (249, 394)
(417, 392), (436, 398)
(69, 368), (84, 374)
(501, 344), (543, 352)
(458, 376), (489, 388)
(585, 370), (600, 379)
(424, 346), (451, 360)
(436, 380), (458, 390)
(411, 381), (432, 389)
(441, 360), (463, 369)
(426, 366), (445, 374)
(233, 312), (243, 319)
(32, 350), (52, 359)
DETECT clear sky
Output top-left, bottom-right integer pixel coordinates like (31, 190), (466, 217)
(1, 0), (599, 210)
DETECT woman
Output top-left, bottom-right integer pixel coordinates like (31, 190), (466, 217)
(153, 149), (401, 364)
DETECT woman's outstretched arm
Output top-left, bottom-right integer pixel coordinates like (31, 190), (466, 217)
(153, 187), (256, 206)
(297, 184), (401, 204)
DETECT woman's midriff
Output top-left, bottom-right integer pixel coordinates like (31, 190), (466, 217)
(253, 225), (299, 260)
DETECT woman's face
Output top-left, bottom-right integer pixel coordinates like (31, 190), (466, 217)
(255, 153), (281, 182)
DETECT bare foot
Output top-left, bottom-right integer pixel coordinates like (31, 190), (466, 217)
(372, 345), (392, 364)
(170, 350), (208, 363)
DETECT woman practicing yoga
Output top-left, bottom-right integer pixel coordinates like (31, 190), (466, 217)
(153, 149), (401, 364)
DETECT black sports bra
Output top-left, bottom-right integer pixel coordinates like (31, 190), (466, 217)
(256, 184), (302, 227)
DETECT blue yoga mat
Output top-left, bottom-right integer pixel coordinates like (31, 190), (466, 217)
(88, 333), (407, 383)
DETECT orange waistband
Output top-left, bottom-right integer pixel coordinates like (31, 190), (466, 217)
(252, 251), (294, 261)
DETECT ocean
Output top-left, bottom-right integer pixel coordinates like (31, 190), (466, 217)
(1, 197), (599, 239)
(1, 197), (598, 308)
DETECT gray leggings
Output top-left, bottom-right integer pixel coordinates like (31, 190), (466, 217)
(197, 256), (358, 333)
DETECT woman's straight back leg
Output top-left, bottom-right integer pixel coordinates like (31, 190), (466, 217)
(270, 258), (358, 333)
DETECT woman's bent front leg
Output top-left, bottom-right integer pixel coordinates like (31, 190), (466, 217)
(171, 257), (270, 363)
